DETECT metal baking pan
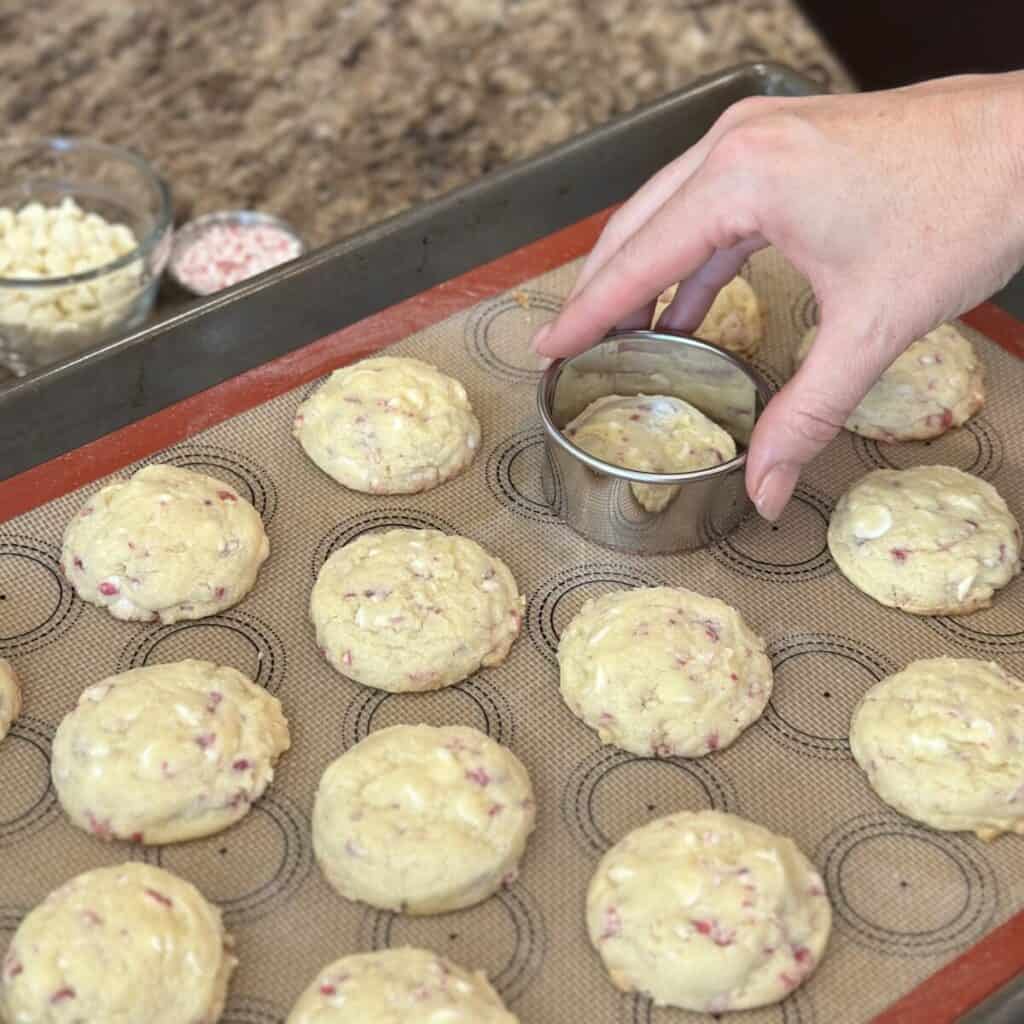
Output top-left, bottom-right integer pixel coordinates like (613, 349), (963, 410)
(2, 59), (1022, 1021)
(0, 62), (819, 483)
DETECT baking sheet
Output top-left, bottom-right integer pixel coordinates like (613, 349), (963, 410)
(2, 248), (1023, 1023)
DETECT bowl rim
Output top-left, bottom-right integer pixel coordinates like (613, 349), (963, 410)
(0, 136), (173, 289)
(536, 329), (774, 485)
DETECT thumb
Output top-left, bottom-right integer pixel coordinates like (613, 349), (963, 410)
(745, 317), (897, 520)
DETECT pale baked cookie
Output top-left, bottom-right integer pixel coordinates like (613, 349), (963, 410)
(851, 657), (1024, 840)
(293, 356), (481, 494)
(0, 862), (235, 1024)
(0, 659), (21, 742)
(286, 947), (518, 1023)
(559, 587), (771, 757)
(312, 724), (535, 915)
(51, 660), (290, 844)
(564, 394), (736, 512)
(62, 464), (269, 624)
(587, 810), (830, 1012)
(654, 277), (763, 358)
(795, 323), (984, 441)
(310, 528), (523, 692)
(828, 466), (1021, 615)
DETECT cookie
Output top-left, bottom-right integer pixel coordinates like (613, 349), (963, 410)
(0, 659), (21, 742)
(286, 947), (518, 1023)
(794, 323), (984, 441)
(828, 466), (1021, 614)
(654, 276), (763, 358)
(312, 724), (535, 915)
(310, 528), (523, 692)
(564, 394), (736, 512)
(294, 356), (480, 494)
(62, 465), (269, 624)
(51, 660), (290, 844)
(558, 587), (771, 757)
(587, 810), (831, 1012)
(0, 862), (235, 1024)
(850, 657), (1024, 839)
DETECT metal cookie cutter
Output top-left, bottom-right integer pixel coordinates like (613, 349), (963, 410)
(537, 330), (773, 554)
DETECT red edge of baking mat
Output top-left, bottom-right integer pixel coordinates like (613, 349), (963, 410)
(1, 208), (1023, 1022)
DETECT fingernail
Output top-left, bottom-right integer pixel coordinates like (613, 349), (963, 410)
(753, 462), (800, 522)
(530, 322), (552, 353)
(536, 355), (553, 370)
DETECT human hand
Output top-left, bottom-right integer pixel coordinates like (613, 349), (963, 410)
(532, 73), (1024, 519)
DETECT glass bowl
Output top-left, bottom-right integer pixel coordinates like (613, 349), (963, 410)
(0, 137), (173, 377)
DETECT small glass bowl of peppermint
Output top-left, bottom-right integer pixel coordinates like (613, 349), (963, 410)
(168, 210), (304, 297)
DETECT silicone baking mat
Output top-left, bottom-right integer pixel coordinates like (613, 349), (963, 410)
(2, 218), (1023, 1024)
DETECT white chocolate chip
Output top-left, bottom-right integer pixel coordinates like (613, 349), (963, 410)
(851, 503), (893, 540)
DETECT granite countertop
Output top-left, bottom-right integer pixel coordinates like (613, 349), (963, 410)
(1, 0), (850, 249)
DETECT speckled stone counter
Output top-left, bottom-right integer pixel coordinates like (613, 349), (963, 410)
(2, 1), (850, 248)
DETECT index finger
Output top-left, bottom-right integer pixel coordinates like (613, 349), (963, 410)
(536, 172), (725, 357)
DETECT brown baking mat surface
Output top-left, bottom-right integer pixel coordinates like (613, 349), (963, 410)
(2, 247), (1024, 1024)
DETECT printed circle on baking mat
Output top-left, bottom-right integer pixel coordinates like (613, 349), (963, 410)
(341, 675), (514, 747)
(562, 747), (739, 857)
(221, 997), (285, 1024)
(311, 507), (458, 577)
(358, 882), (545, 1002)
(851, 415), (1003, 479)
(0, 535), (81, 656)
(748, 356), (783, 393)
(117, 609), (285, 693)
(139, 791), (312, 927)
(466, 289), (561, 383)
(0, 717), (59, 846)
(789, 286), (819, 335)
(816, 813), (997, 956)
(760, 634), (897, 760)
(527, 564), (663, 666)
(708, 486), (834, 582)
(486, 426), (560, 522)
(922, 600), (1024, 654)
(0, 905), (26, 937)
(625, 988), (816, 1024)
(151, 443), (278, 524)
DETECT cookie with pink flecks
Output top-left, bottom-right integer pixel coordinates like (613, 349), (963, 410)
(1, 862), (235, 1023)
(558, 587), (772, 758)
(286, 947), (517, 1023)
(794, 323), (984, 442)
(829, 465), (1021, 615)
(310, 528), (522, 693)
(62, 464), (269, 624)
(0, 659), (21, 743)
(51, 660), (289, 845)
(587, 810), (831, 1012)
(312, 724), (535, 915)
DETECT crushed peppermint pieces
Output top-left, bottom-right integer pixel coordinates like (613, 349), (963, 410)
(171, 219), (302, 296)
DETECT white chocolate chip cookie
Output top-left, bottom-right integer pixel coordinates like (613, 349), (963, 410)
(51, 660), (290, 845)
(828, 466), (1021, 615)
(851, 657), (1024, 840)
(310, 528), (523, 692)
(654, 277), (763, 358)
(0, 862), (235, 1024)
(559, 587), (771, 757)
(286, 947), (518, 1023)
(0, 659), (21, 742)
(294, 356), (481, 494)
(564, 395), (736, 512)
(62, 465), (270, 624)
(587, 810), (831, 1012)
(312, 724), (536, 915)
(794, 323), (984, 441)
